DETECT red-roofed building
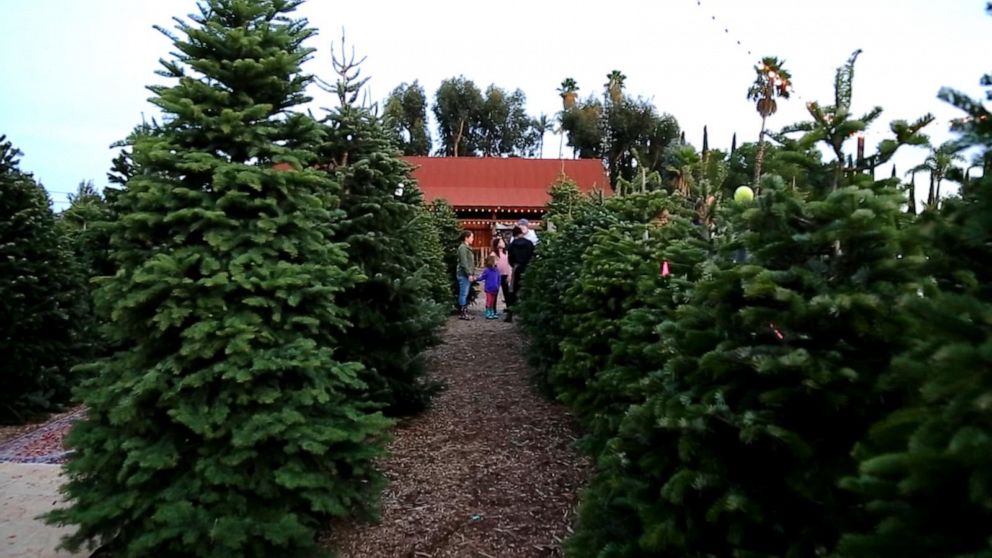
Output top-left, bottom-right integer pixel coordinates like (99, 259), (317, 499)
(402, 156), (610, 259)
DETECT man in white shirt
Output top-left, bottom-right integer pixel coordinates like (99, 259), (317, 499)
(517, 218), (539, 245)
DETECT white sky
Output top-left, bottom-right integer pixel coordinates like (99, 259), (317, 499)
(1, 0), (989, 209)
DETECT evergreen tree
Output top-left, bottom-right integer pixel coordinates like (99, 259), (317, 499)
(58, 180), (117, 359)
(518, 178), (610, 390)
(550, 191), (709, 454)
(316, 38), (445, 416)
(838, 39), (992, 557)
(0, 135), (79, 422)
(46, 3), (390, 555)
(424, 198), (466, 311)
(558, 52), (932, 556)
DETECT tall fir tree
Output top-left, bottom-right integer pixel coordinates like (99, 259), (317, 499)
(423, 198), (466, 311)
(46, 2), (391, 556)
(0, 136), (80, 422)
(316, 37), (446, 416)
(838, 35), (992, 557)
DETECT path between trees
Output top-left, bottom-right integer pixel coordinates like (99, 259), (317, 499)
(327, 308), (589, 556)
(0, 305), (588, 558)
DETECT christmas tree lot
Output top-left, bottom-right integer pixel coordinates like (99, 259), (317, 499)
(45, 2), (394, 555)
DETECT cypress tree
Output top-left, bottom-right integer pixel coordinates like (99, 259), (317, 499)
(46, 2), (390, 555)
(0, 136), (79, 422)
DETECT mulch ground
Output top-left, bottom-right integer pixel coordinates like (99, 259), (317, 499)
(325, 305), (590, 557)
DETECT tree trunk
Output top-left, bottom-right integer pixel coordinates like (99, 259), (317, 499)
(908, 172), (917, 215)
(927, 173), (936, 208)
(453, 118), (465, 157)
(753, 115), (768, 186)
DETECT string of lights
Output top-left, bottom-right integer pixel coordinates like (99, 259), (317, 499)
(689, 0), (980, 129)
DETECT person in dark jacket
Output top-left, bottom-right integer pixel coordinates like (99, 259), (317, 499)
(505, 225), (534, 322)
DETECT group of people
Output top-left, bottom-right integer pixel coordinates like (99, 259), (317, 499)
(456, 218), (537, 322)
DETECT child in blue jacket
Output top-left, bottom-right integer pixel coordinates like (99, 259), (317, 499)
(476, 254), (502, 319)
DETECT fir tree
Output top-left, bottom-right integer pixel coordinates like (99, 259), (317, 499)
(424, 198), (467, 311)
(0, 135), (79, 422)
(316, 36), (445, 416)
(838, 41), (992, 558)
(518, 178), (610, 391)
(58, 180), (117, 359)
(46, 2), (390, 556)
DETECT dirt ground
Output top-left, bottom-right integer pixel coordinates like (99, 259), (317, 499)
(325, 304), (589, 557)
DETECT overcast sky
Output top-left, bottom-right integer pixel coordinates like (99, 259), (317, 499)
(1, 0), (989, 209)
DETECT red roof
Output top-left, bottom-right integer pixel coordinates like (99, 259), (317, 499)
(401, 157), (610, 210)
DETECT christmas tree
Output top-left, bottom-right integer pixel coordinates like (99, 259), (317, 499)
(46, 2), (390, 555)
(518, 178), (610, 390)
(316, 36), (446, 415)
(0, 136), (80, 422)
(838, 32), (992, 557)
(423, 198), (464, 310)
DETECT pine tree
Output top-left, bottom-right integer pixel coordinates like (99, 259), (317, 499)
(0, 136), (80, 422)
(46, 2), (390, 555)
(838, 40), (992, 558)
(316, 36), (445, 416)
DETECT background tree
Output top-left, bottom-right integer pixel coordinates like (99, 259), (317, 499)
(433, 76), (483, 156)
(57, 180), (116, 359)
(478, 85), (536, 156)
(383, 81), (432, 155)
(532, 112), (554, 157)
(747, 56), (792, 182)
(908, 140), (966, 209)
(46, 3), (390, 555)
(558, 77), (579, 110)
(604, 69), (627, 105)
(559, 94), (604, 159)
(0, 136), (79, 423)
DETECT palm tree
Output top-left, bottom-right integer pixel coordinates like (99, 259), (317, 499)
(604, 70), (627, 105)
(533, 113), (554, 157)
(558, 78), (579, 110)
(908, 141), (966, 210)
(747, 57), (791, 182)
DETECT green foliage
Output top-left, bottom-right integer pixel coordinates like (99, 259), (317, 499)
(46, 3), (390, 556)
(57, 180), (117, 359)
(431, 77), (538, 157)
(0, 136), (80, 422)
(550, 191), (710, 455)
(383, 81), (432, 156)
(433, 76), (484, 156)
(838, 39), (992, 557)
(558, 80), (681, 186)
(423, 198), (466, 310)
(318, 48), (446, 416)
(523, 51), (942, 556)
(518, 179), (611, 391)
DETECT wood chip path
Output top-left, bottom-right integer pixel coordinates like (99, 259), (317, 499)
(325, 309), (589, 557)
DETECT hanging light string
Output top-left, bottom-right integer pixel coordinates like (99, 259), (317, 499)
(690, 0), (982, 129)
